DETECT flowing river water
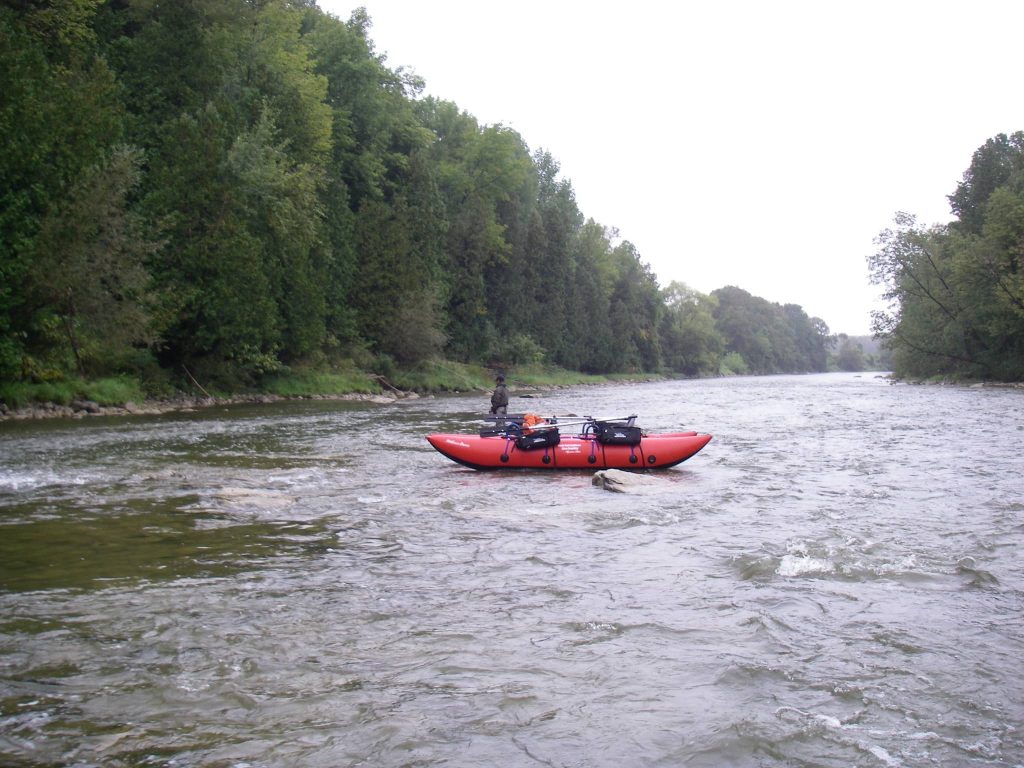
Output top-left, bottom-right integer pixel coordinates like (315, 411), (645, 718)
(1, 373), (1023, 767)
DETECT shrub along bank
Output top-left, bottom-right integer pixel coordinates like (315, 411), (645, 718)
(0, 362), (663, 421)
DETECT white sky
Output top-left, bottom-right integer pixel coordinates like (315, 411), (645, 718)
(317, 0), (1023, 335)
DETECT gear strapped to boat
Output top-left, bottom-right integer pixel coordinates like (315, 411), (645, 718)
(435, 414), (711, 470)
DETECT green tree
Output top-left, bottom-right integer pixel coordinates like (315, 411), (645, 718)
(868, 213), (992, 378)
(304, 5), (383, 347)
(145, 105), (282, 382)
(712, 286), (779, 374)
(0, 2), (125, 379)
(102, 0), (342, 382)
(481, 130), (541, 353)
(349, 190), (447, 364)
(783, 304), (830, 371)
(835, 334), (866, 372)
(303, 8), (448, 363)
(949, 132), (1024, 236)
(659, 282), (723, 376)
(711, 286), (828, 374)
(607, 241), (663, 372)
(226, 110), (326, 361)
(417, 105), (534, 359)
(976, 188), (1024, 328)
(25, 147), (159, 377)
(529, 150), (582, 364)
(563, 220), (616, 372)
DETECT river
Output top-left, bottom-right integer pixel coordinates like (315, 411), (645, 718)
(1, 373), (1022, 767)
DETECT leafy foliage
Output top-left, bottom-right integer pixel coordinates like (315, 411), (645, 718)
(711, 286), (830, 375)
(1, 1), (844, 399)
(659, 282), (723, 376)
(834, 336), (867, 372)
(26, 146), (159, 376)
(869, 134), (1024, 384)
(0, 2), (125, 378)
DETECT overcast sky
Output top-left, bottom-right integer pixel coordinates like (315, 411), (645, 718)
(318, 0), (1023, 335)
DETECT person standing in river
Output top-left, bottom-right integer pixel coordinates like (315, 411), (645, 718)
(489, 374), (509, 418)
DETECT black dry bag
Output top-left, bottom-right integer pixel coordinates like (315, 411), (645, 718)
(515, 430), (560, 451)
(595, 422), (642, 446)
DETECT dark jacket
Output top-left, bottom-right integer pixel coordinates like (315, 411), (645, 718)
(490, 383), (509, 413)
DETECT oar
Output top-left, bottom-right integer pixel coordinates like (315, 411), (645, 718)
(481, 413), (584, 422)
(481, 413), (528, 422)
(486, 417), (640, 436)
(479, 419), (583, 437)
(482, 415), (637, 427)
(482, 414), (635, 423)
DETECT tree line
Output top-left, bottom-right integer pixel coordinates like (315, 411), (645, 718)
(869, 132), (1024, 381)
(1, 1), (835, 394)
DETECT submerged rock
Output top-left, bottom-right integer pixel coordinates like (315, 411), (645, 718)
(592, 468), (667, 493)
(214, 487), (294, 510)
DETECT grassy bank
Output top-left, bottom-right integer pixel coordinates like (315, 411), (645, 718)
(0, 360), (664, 412)
(264, 361), (664, 396)
(0, 376), (148, 410)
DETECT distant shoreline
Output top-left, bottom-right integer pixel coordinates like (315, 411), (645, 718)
(4, 371), (1023, 424)
(0, 390), (413, 422)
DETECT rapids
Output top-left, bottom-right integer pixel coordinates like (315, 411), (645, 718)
(1, 373), (1022, 766)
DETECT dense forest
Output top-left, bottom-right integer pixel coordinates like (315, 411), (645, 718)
(869, 132), (1024, 381)
(3, 1), (867, 399)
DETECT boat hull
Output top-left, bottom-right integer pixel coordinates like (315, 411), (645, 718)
(425, 432), (712, 470)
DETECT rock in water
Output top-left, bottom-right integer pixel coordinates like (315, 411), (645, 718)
(592, 469), (667, 493)
(214, 487), (293, 509)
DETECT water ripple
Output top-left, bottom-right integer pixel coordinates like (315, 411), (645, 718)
(2, 374), (1024, 766)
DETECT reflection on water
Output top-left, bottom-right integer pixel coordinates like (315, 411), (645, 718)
(0, 503), (334, 592)
(1, 373), (1023, 766)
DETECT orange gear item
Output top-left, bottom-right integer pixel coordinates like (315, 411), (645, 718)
(522, 413), (545, 435)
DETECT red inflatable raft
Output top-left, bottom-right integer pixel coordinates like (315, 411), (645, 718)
(426, 415), (712, 470)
